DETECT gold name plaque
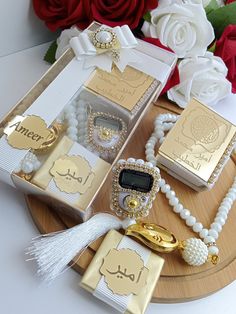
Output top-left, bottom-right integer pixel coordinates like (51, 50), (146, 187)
(84, 66), (154, 111)
(4, 115), (51, 150)
(100, 248), (148, 296)
(50, 155), (95, 194)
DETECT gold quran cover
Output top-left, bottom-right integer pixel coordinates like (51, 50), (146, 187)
(157, 99), (236, 190)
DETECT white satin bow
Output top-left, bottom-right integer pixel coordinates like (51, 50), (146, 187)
(69, 25), (141, 72)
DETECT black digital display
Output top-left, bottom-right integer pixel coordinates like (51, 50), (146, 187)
(119, 169), (153, 193)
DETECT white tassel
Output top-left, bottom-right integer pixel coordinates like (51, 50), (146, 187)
(27, 213), (135, 282)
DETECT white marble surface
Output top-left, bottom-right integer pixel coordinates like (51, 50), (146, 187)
(0, 43), (236, 314)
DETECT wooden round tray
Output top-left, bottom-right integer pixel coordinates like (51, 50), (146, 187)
(26, 98), (236, 303)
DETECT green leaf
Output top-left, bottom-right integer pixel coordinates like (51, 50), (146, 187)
(207, 2), (236, 38)
(44, 40), (57, 64)
(205, 0), (220, 15)
(208, 41), (216, 53)
(143, 11), (151, 23)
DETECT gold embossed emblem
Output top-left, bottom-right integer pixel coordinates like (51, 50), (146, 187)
(4, 115), (51, 150)
(50, 155), (95, 194)
(158, 99), (236, 182)
(85, 66), (155, 111)
(100, 248), (148, 296)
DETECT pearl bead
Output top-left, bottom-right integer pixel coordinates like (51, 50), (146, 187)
(173, 203), (183, 213)
(159, 179), (165, 187)
(210, 222), (222, 233)
(199, 228), (208, 239)
(154, 130), (164, 138)
(208, 245), (219, 256)
(136, 159), (144, 165)
(216, 211), (227, 220)
(145, 162), (154, 168)
(192, 222), (203, 233)
(204, 236), (215, 244)
(186, 216), (196, 226)
(159, 137), (165, 144)
(127, 158), (135, 163)
(226, 192), (235, 199)
(146, 148), (154, 155)
(166, 190), (176, 199)
(169, 196), (179, 206)
(21, 161), (34, 174)
(161, 184), (170, 193)
(146, 154), (154, 161)
(208, 229), (218, 239)
(214, 216), (226, 226)
(154, 120), (163, 126)
(69, 118), (78, 126)
(149, 159), (156, 166)
(69, 134), (78, 141)
(145, 143), (153, 149)
(34, 160), (41, 170)
(180, 209), (190, 219)
(218, 206), (229, 213)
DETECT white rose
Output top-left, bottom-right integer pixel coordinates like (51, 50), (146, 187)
(56, 27), (81, 60)
(167, 52), (232, 108)
(141, 0), (214, 58)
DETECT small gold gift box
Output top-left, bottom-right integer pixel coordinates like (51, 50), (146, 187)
(156, 99), (236, 191)
(32, 136), (110, 216)
(81, 230), (164, 314)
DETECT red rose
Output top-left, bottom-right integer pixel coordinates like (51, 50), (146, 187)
(33, 0), (158, 31)
(33, 0), (90, 31)
(225, 0), (236, 4)
(144, 38), (180, 95)
(214, 24), (236, 93)
(85, 0), (157, 30)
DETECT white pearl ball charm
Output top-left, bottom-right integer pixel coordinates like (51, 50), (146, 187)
(181, 238), (209, 266)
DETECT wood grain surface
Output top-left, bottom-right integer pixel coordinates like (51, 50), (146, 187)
(26, 98), (236, 303)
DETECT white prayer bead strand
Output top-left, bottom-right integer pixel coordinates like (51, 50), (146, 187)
(145, 113), (236, 266)
(15, 152), (41, 174)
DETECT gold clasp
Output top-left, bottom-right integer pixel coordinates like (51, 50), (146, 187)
(125, 222), (179, 253)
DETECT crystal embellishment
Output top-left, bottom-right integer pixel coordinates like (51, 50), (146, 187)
(91, 28), (117, 49)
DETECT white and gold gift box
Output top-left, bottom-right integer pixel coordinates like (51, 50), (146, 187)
(81, 230), (164, 314)
(0, 22), (177, 220)
(156, 98), (236, 191)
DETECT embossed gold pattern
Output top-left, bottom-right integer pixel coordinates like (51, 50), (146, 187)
(158, 99), (236, 183)
(125, 223), (179, 253)
(84, 65), (156, 112)
(100, 248), (149, 296)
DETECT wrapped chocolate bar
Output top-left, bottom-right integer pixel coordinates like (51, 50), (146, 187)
(0, 22), (177, 220)
(156, 98), (236, 191)
(81, 230), (164, 314)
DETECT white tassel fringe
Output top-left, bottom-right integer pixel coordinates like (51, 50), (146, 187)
(27, 213), (134, 282)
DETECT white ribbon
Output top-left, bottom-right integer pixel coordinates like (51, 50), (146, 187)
(70, 25), (140, 73)
(93, 235), (151, 313)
